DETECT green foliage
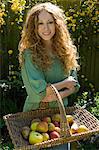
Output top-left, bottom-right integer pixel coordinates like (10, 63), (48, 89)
(0, 73), (26, 115)
(65, 0), (98, 66)
(91, 92), (99, 117)
(0, 139), (14, 150)
(76, 91), (99, 118)
(75, 74), (99, 119)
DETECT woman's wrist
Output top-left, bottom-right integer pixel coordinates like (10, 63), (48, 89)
(53, 80), (66, 91)
(59, 88), (75, 99)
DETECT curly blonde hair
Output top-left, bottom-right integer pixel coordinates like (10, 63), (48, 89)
(18, 2), (80, 74)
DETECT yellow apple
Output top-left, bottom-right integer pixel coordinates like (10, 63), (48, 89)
(42, 133), (49, 141)
(29, 131), (43, 144)
(77, 125), (89, 133)
(54, 127), (61, 134)
(66, 115), (74, 126)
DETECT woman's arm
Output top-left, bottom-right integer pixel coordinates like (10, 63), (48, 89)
(42, 80), (76, 102)
(53, 76), (77, 90)
(42, 70), (80, 103)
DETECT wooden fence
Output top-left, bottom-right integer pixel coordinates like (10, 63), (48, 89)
(80, 49), (99, 90)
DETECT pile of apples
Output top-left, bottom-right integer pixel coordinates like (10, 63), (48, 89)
(21, 114), (89, 145)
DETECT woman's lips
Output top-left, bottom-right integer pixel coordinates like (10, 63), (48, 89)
(43, 32), (51, 35)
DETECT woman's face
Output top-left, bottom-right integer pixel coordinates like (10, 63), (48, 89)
(37, 10), (55, 42)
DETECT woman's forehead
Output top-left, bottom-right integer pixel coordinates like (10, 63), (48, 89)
(38, 10), (54, 21)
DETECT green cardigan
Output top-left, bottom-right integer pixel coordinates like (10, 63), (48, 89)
(21, 49), (80, 112)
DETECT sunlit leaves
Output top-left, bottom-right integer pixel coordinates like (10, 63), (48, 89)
(0, 2), (6, 27)
(10, 0), (26, 13)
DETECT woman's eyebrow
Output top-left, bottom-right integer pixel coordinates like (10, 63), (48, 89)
(38, 18), (54, 22)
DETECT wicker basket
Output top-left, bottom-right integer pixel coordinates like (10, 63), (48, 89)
(3, 85), (99, 150)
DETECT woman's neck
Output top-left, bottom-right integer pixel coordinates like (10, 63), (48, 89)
(44, 40), (52, 49)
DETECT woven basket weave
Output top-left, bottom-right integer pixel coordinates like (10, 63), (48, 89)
(3, 85), (99, 150)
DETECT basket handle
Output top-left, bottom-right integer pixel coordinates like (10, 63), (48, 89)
(40, 84), (71, 137)
(50, 84), (71, 137)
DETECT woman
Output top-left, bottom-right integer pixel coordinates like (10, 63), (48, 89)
(18, 2), (80, 149)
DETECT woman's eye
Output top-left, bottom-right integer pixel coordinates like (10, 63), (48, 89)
(48, 21), (54, 24)
(38, 22), (43, 25)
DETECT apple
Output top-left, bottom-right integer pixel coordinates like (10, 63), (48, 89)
(42, 116), (51, 123)
(29, 131), (43, 144)
(30, 122), (39, 131)
(31, 118), (41, 124)
(53, 121), (60, 127)
(50, 131), (60, 139)
(42, 133), (50, 141)
(66, 115), (74, 126)
(37, 121), (48, 133)
(77, 125), (89, 133)
(48, 123), (55, 132)
(71, 122), (79, 134)
(21, 126), (30, 140)
(54, 127), (61, 134)
(52, 114), (61, 122)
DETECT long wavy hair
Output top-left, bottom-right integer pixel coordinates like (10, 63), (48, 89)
(18, 2), (80, 74)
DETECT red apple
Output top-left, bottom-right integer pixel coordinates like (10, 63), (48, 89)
(42, 133), (50, 141)
(42, 116), (51, 123)
(50, 131), (60, 139)
(53, 121), (60, 127)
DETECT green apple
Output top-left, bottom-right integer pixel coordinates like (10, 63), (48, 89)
(30, 122), (39, 131)
(21, 126), (30, 140)
(48, 123), (55, 132)
(42, 133), (49, 141)
(29, 131), (43, 144)
(52, 114), (61, 122)
(37, 121), (48, 133)
(31, 118), (41, 124)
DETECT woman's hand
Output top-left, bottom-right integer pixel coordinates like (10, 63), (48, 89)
(63, 76), (77, 90)
(42, 85), (57, 102)
(42, 94), (57, 102)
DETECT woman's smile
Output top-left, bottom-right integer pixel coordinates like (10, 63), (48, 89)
(43, 32), (51, 35)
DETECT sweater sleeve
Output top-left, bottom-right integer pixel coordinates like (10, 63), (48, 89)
(21, 49), (47, 103)
(70, 69), (80, 92)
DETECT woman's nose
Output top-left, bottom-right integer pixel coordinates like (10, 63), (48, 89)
(44, 24), (49, 31)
